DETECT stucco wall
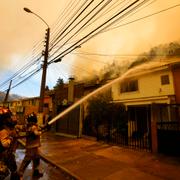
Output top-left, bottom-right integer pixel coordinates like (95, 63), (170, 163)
(112, 68), (175, 101)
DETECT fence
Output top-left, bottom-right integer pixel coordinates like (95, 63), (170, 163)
(157, 104), (180, 156)
(83, 105), (152, 151)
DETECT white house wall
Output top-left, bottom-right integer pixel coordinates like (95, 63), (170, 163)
(112, 68), (175, 102)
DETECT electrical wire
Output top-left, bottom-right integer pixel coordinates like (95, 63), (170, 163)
(11, 68), (42, 90)
(49, 0), (144, 63)
(105, 3), (180, 32)
(50, 0), (107, 51)
(50, 0), (82, 46)
(76, 54), (110, 64)
(73, 0), (127, 37)
(0, 54), (42, 89)
(74, 51), (176, 57)
(49, 0), (113, 59)
(50, 0), (92, 48)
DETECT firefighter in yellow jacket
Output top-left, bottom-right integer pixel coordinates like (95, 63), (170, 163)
(18, 113), (43, 179)
(0, 125), (11, 180)
(0, 107), (20, 180)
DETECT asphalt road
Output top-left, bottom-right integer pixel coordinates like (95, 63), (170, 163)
(5, 149), (69, 180)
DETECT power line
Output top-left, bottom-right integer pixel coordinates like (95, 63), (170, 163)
(74, 51), (179, 57)
(70, 0), (126, 41)
(105, 3), (180, 32)
(61, 2), (180, 63)
(76, 54), (110, 64)
(11, 68), (41, 90)
(50, 0), (82, 45)
(113, 0), (156, 26)
(50, 0), (148, 63)
(75, 0), (151, 49)
(50, 0), (107, 52)
(49, 0), (113, 59)
(50, 0), (93, 48)
(50, 0), (78, 32)
(0, 55), (42, 89)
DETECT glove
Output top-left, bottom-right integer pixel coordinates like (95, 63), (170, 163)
(40, 124), (50, 132)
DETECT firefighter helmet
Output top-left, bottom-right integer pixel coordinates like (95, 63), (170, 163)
(26, 113), (37, 123)
(0, 107), (17, 128)
(0, 107), (12, 127)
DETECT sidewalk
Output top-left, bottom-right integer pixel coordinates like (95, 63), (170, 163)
(39, 132), (180, 180)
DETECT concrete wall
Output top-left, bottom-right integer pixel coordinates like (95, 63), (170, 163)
(112, 68), (175, 102)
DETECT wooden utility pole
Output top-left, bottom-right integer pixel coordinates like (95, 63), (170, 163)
(38, 27), (50, 113)
(3, 80), (12, 103)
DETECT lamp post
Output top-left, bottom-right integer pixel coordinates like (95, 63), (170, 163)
(24, 7), (50, 113)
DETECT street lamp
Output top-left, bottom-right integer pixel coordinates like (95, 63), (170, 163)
(24, 7), (50, 113)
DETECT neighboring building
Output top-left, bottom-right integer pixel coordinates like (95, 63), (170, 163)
(1, 95), (52, 125)
(48, 78), (101, 137)
(111, 59), (180, 154)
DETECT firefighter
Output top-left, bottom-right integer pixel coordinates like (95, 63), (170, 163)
(0, 107), (20, 180)
(18, 113), (43, 179)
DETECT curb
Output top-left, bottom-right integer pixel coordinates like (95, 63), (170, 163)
(39, 153), (81, 180)
(18, 139), (81, 180)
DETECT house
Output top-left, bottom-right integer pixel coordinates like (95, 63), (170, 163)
(48, 78), (101, 137)
(2, 95), (52, 125)
(111, 59), (180, 154)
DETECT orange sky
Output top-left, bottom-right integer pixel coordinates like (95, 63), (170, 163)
(0, 0), (180, 96)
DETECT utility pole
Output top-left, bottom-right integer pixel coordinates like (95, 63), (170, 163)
(38, 27), (50, 113)
(24, 7), (50, 114)
(3, 80), (12, 104)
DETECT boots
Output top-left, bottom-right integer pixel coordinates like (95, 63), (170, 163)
(10, 171), (20, 180)
(32, 169), (43, 178)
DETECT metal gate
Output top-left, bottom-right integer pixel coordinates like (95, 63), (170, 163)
(83, 104), (152, 151)
(127, 106), (151, 151)
(55, 105), (80, 136)
(157, 104), (180, 156)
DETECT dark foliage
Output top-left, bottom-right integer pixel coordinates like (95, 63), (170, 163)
(128, 41), (180, 69)
(53, 78), (64, 90)
(83, 93), (127, 140)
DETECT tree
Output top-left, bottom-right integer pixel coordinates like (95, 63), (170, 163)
(128, 41), (180, 69)
(84, 93), (111, 139)
(83, 91), (127, 141)
(53, 78), (64, 90)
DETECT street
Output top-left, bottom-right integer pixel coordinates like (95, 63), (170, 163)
(5, 149), (69, 180)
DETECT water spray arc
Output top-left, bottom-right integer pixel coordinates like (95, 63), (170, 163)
(48, 62), (146, 125)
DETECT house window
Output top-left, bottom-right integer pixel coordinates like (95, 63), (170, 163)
(44, 103), (49, 108)
(32, 99), (36, 106)
(120, 79), (138, 93)
(161, 75), (169, 85)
